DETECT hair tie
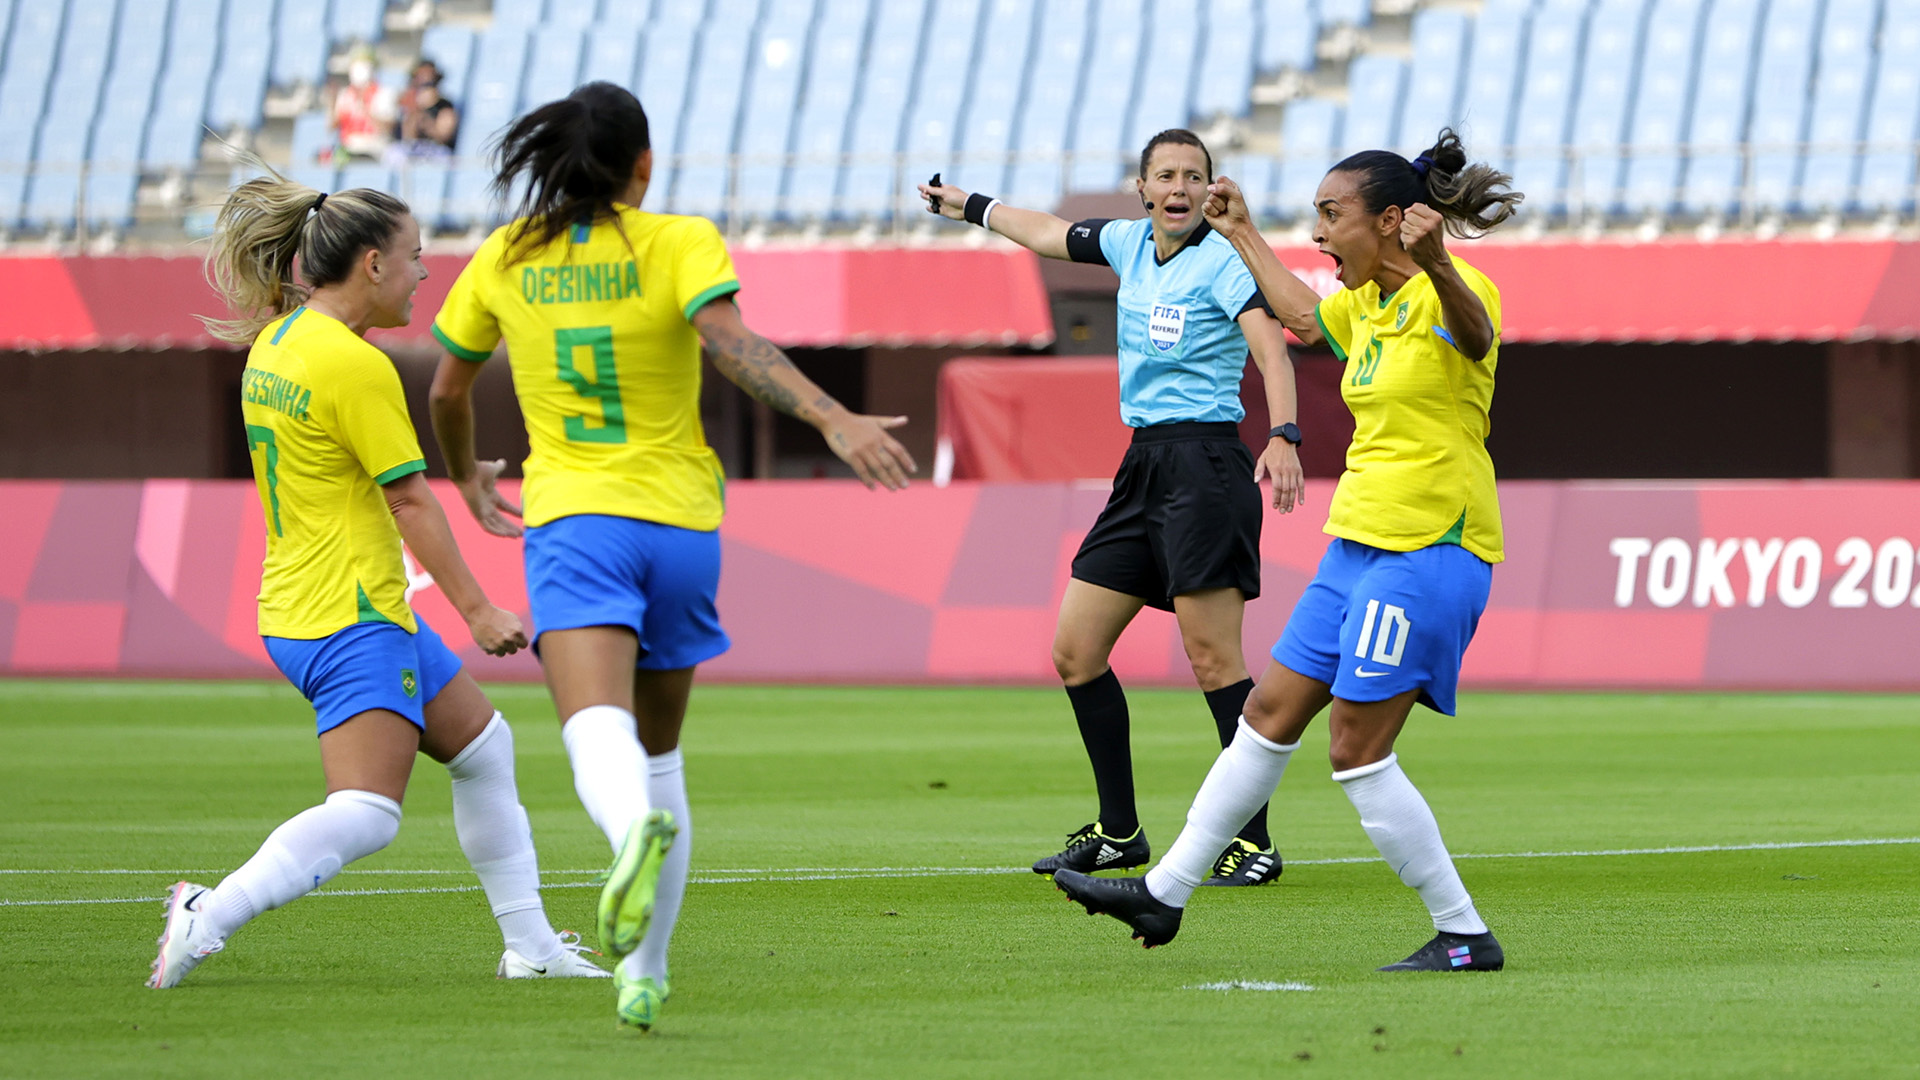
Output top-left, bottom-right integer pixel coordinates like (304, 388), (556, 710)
(310, 193), (327, 214)
(1410, 154), (1434, 181)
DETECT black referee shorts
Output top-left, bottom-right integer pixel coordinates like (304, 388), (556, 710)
(1070, 421), (1263, 612)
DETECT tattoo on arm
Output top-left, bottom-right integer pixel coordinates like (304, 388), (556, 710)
(707, 327), (808, 417)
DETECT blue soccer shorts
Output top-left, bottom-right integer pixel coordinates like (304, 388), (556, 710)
(522, 513), (731, 671)
(1271, 538), (1492, 715)
(265, 616), (464, 735)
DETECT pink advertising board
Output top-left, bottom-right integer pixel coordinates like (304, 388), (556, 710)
(1, 480), (1916, 690)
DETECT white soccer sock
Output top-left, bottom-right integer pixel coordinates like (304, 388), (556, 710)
(204, 789), (402, 940)
(1144, 719), (1297, 908)
(622, 748), (691, 983)
(446, 712), (559, 963)
(1333, 753), (1488, 935)
(560, 705), (652, 853)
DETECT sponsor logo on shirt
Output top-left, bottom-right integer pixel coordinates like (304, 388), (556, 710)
(1148, 303), (1186, 353)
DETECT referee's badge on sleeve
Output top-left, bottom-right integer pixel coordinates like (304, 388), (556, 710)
(1148, 303), (1187, 353)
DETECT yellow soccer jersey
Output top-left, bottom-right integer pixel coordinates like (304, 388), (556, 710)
(430, 206), (739, 531)
(242, 306), (426, 638)
(1313, 255), (1504, 564)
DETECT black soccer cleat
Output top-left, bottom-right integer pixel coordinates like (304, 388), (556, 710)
(1197, 838), (1283, 887)
(1031, 822), (1150, 875)
(1377, 931), (1505, 972)
(1052, 869), (1183, 948)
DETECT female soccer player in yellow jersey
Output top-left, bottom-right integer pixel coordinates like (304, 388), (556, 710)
(427, 82), (916, 1030)
(151, 167), (608, 989)
(1055, 130), (1526, 973)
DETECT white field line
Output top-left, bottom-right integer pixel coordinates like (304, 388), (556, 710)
(1186, 981), (1317, 992)
(3, 836), (1915, 908)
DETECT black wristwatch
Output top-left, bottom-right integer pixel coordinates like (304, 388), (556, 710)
(1269, 423), (1302, 446)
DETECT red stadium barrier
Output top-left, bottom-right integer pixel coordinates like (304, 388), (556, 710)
(3, 479), (1918, 690)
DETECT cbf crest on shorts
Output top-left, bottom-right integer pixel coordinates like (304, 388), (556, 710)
(1149, 303), (1187, 353)
(401, 668), (418, 698)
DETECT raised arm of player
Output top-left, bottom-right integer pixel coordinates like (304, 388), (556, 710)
(427, 353), (525, 538)
(381, 469), (527, 656)
(690, 297), (918, 491)
(1242, 307), (1306, 514)
(1202, 176), (1326, 346)
(916, 180), (1072, 260)
(1399, 203), (1495, 361)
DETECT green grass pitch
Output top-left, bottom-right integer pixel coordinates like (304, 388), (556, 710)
(1, 681), (1916, 1078)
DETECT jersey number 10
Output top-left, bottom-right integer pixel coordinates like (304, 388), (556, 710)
(555, 326), (627, 444)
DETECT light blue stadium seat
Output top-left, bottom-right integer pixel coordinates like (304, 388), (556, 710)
(1222, 153), (1280, 219)
(1342, 55), (1407, 157)
(898, 0), (986, 217)
(653, 0), (709, 27)
(521, 26), (586, 110)
(786, 0), (871, 219)
(275, 1), (332, 87)
(672, 19), (756, 218)
(457, 28), (532, 158)
(25, 125), (88, 230)
(1319, 0), (1372, 28)
(1745, 0), (1820, 212)
(1856, 0), (1920, 211)
(142, 0), (224, 168)
(1067, 0), (1143, 192)
(339, 163), (397, 195)
(1196, 0), (1259, 120)
(635, 20), (696, 207)
(546, 0), (600, 29)
(1258, 0), (1317, 74)
(838, 0), (925, 218)
(1679, 0), (1764, 216)
(735, 0), (819, 221)
(1126, 20), (1199, 151)
(331, 0), (388, 44)
(420, 24), (478, 106)
(959, 0), (1041, 197)
(1278, 99), (1341, 218)
(32, 0), (119, 180)
(211, 0), (281, 131)
(402, 161), (452, 228)
(290, 164), (342, 194)
(290, 113), (334, 164)
(0, 1), (64, 139)
(1621, 0), (1708, 214)
(491, 0), (546, 28)
(1567, 0), (1649, 217)
(443, 164), (496, 229)
(1458, 0), (1529, 165)
(580, 23), (644, 88)
(1508, 1), (1588, 216)
(86, 168), (141, 229)
(1007, 0), (1091, 211)
(1799, 0), (1881, 211)
(600, 1), (651, 33)
(1397, 9), (1470, 158)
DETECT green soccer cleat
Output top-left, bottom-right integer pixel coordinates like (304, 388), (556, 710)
(597, 809), (677, 959)
(615, 969), (671, 1031)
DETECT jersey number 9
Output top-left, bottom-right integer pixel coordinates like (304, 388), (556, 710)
(555, 326), (627, 444)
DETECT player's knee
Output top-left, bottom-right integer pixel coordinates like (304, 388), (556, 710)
(1326, 736), (1390, 774)
(1051, 637), (1100, 684)
(1183, 647), (1239, 690)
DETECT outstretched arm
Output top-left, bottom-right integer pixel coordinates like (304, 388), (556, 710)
(1202, 177), (1325, 346)
(428, 352), (524, 538)
(691, 297), (918, 490)
(916, 180), (1072, 260)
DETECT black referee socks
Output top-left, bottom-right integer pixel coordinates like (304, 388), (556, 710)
(1203, 678), (1272, 850)
(1065, 669), (1138, 839)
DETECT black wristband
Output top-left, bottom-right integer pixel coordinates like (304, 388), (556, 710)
(964, 192), (997, 226)
(1270, 423), (1302, 446)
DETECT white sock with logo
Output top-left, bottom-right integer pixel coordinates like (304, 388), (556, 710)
(1333, 753), (1488, 935)
(204, 789), (403, 940)
(561, 705), (652, 853)
(621, 748), (691, 983)
(446, 712), (560, 963)
(1144, 720), (1297, 908)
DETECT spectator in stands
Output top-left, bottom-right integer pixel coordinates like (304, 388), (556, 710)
(921, 131), (1305, 889)
(330, 49), (393, 161)
(388, 60), (459, 163)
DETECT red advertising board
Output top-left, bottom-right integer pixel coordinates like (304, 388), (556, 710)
(2, 479), (1916, 690)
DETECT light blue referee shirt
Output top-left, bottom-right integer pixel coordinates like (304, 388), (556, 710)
(1067, 217), (1266, 428)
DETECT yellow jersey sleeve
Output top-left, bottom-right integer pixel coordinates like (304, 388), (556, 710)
(670, 216), (742, 322)
(432, 229), (507, 361)
(314, 345), (427, 486)
(1314, 289), (1356, 361)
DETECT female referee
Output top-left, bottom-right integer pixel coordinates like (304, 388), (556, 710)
(1055, 129), (1524, 972)
(920, 130), (1305, 887)
(151, 167), (606, 989)
(427, 82), (916, 1030)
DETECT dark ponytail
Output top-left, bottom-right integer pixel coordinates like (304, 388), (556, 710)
(494, 81), (651, 265)
(1330, 128), (1524, 239)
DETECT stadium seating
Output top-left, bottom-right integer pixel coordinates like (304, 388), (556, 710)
(1747, 0), (1822, 213)
(1567, 0), (1647, 217)
(1396, 8), (1469, 159)
(1857, 0), (1920, 212)
(785, 0), (869, 219)
(1067, 0), (1145, 193)
(1680, 0), (1765, 216)
(1278, 99), (1341, 218)
(1799, 0), (1878, 212)
(1507, 0), (1585, 216)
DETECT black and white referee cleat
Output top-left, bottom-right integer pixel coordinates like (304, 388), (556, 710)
(1031, 822), (1150, 875)
(1053, 869), (1183, 948)
(1377, 931), (1505, 972)
(1198, 838), (1283, 887)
